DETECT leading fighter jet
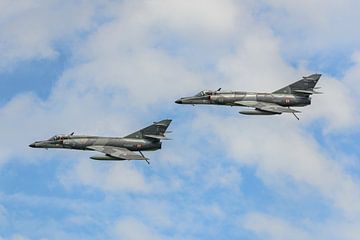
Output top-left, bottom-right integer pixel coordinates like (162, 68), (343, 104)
(175, 74), (322, 119)
(29, 119), (172, 164)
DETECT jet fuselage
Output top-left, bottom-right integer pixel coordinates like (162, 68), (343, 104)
(29, 136), (161, 151)
(29, 119), (172, 162)
(175, 74), (321, 118)
(175, 92), (311, 107)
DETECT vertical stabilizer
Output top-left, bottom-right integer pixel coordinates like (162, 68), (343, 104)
(124, 119), (172, 140)
(272, 74), (322, 95)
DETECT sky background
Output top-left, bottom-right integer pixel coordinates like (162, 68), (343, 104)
(0, 0), (360, 239)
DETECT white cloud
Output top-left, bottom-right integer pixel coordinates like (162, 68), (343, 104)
(301, 52), (360, 131)
(114, 218), (165, 240)
(302, 75), (358, 131)
(59, 160), (167, 193)
(0, 90), (138, 166)
(216, 29), (357, 131)
(217, 28), (295, 91)
(143, 0), (239, 37)
(0, 204), (6, 225)
(61, 49), (202, 108)
(243, 213), (311, 240)
(343, 52), (360, 97)
(0, 0), (228, 169)
(193, 113), (360, 216)
(243, 212), (360, 240)
(127, 199), (174, 229)
(0, 0), (360, 239)
(261, 0), (360, 56)
(202, 165), (241, 190)
(0, 234), (30, 240)
(10, 235), (29, 240)
(0, 0), (100, 69)
(0, 0), (355, 168)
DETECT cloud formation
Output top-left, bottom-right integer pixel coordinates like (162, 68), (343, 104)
(0, 0), (100, 69)
(0, 0), (359, 239)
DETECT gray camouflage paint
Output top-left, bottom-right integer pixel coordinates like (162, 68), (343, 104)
(175, 74), (321, 116)
(29, 119), (172, 161)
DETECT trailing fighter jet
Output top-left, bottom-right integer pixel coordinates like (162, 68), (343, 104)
(175, 74), (322, 119)
(29, 119), (172, 164)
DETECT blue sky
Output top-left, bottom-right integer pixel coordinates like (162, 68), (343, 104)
(1, 1), (360, 239)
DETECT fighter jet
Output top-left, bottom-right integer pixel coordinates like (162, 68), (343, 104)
(175, 74), (322, 119)
(29, 119), (172, 164)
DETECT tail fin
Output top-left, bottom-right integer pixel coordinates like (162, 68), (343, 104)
(124, 119), (172, 140)
(272, 74), (322, 95)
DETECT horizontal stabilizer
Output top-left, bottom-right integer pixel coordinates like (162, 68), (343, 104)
(144, 135), (171, 140)
(293, 90), (323, 94)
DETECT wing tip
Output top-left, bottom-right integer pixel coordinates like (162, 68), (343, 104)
(303, 73), (322, 81)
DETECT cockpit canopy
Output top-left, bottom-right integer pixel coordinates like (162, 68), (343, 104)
(195, 90), (214, 97)
(48, 134), (71, 141)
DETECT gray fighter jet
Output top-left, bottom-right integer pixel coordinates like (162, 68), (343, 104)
(29, 119), (172, 164)
(175, 74), (322, 119)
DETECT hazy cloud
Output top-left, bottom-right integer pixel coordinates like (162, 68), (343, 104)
(0, 0), (359, 239)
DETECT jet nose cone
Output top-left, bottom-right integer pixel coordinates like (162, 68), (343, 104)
(29, 143), (36, 148)
(175, 99), (182, 104)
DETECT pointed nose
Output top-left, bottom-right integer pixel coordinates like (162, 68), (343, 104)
(175, 99), (182, 104)
(29, 142), (36, 148)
